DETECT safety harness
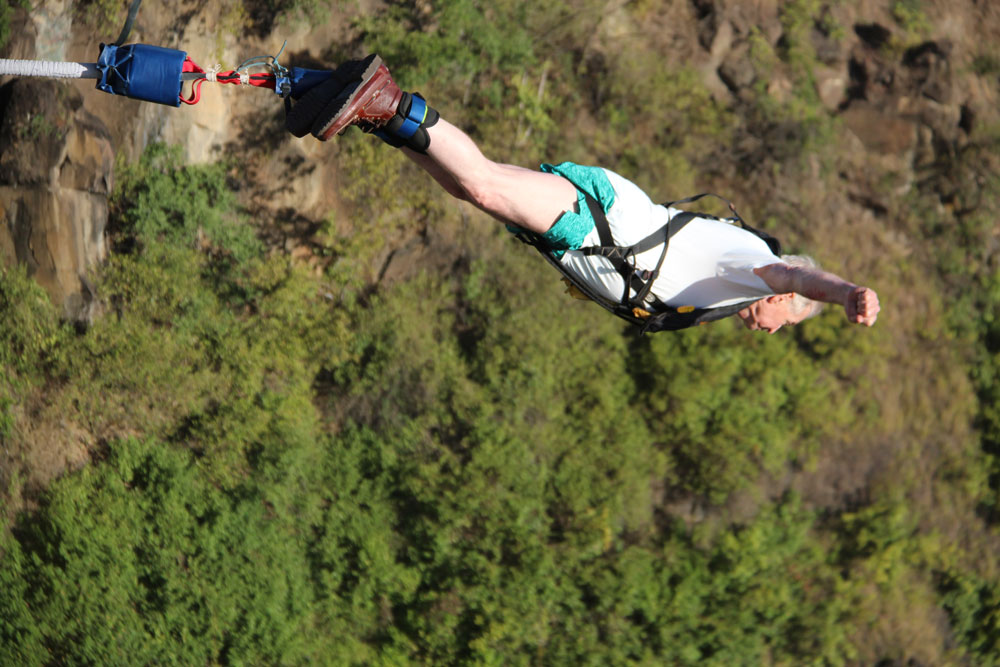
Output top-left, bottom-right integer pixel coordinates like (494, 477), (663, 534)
(517, 192), (782, 334)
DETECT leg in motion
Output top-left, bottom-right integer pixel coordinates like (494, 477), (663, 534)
(287, 55), (578, 235)
(402, 119), (578, 234)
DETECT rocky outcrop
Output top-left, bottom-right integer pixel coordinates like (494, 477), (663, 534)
(0, 79), (112, 322)
(690, 1), (982, 214)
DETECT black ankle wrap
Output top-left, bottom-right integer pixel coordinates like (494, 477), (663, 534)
(377, 92), (439, 153)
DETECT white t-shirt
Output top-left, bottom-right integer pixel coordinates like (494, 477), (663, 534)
(558, 169), (783, 309)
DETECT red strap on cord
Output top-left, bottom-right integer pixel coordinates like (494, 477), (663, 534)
(180, 57), (205, 105)
(179, 57), (277, 105)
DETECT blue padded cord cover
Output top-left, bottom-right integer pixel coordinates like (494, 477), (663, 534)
(96, 43), (186, 107)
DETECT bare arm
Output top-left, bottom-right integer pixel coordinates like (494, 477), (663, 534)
(753, 263), (881, 326)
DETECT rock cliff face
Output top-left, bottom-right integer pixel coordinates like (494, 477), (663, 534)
(0, 78), (112, 321)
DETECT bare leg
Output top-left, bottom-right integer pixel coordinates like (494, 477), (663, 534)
(403, 150), (470, 203)
(401, 119), (578, 235)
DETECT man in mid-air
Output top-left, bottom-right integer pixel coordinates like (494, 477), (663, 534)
(285, 55), (880, 333)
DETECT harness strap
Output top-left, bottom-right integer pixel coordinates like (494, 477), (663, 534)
(582, 192), (640, 306)
(580, 194), (700, 308)
(663, 192), (782, 256)
(113, 0), (144, 46)
(632, 211), (695, 304)
(631, 212), (695, 254)
(661, 192), (729, 209)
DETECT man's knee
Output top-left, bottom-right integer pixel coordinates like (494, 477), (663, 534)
(457, 165), (503, 211)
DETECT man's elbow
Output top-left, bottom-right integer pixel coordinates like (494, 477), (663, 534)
(753, 263), (795, 294)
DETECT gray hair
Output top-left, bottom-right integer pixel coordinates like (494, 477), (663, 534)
(780, 254), (825, 319)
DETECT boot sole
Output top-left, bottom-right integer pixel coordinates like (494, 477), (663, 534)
(313, 56), (387, 141)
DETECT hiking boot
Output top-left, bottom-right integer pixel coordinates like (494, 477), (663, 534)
(310, 55), (402, 141)
(284, 54), (388, 138)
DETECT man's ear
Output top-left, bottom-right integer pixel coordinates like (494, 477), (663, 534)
(765, 292), (795, 304)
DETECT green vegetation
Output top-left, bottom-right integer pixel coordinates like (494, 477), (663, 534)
(0, 0), (28, 51)
(74, 0), (128, 36)
(890, 0), (932, 41)
(2, 1), (1000, 664)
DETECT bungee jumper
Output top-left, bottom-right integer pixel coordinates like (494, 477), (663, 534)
(284, 55), (881, 333)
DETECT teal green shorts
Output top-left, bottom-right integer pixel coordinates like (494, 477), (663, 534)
(507, 162), (617, 258)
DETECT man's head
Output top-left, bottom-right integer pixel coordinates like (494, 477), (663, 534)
(737, 293), (811, 333)
(738, 254), (823, 333)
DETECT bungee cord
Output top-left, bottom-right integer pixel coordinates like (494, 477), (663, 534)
(0, 43), (295, 106)
(0, 59), (102, 79)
